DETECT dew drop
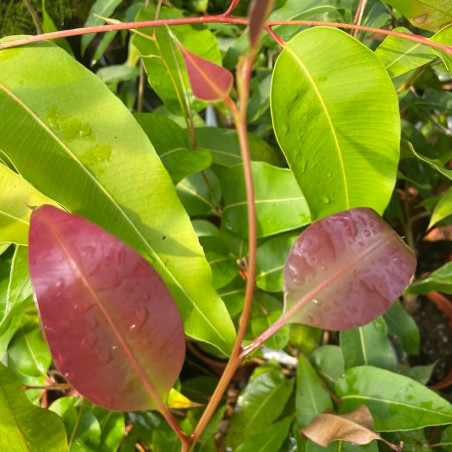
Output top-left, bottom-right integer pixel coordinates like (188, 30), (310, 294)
(414, 14), (428, 24)
(111, 345), (118, 351)
(98, 349), (112, 364)
(225, 222), (233, 231)
(64, 371), (72, 379)
(364, 230), (370, 237)
(321, 195), (331, 204)
(80, 332), (97, 348)
(130, 306), (149, 332)
(312, 299), (319, 304)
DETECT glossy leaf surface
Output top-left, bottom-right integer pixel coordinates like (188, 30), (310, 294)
(336, 366), (452, 431)
(271, 27), (400, 220)
(0, 246), (33, 358)
(311, 345), (345, 389)
(221, 162), (310, 238)
(283, 208), (416, 330)
(0, 40), (235, 354)
(383, 300), (420, 355)
(296, 354), (332, 427)
(375, 27), (437, 78)
(405, 262), (452, 295)
(0, 363), (69, 451)
(0, 164), (58, 245)
(301, 406), (381, 448)
(340, 317), (396, 371)
(179, 45), (233, 102)
(227, 368), (294, 448)
(28, 206), (185, 411)
(381, 0), (452, 31)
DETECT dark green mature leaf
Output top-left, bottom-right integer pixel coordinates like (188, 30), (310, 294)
(405, 262), (452, 295)
(336, 366), (452, 431)
(406, 89), (452, 115)
(0, 246), (33, 358)
(0, 164), (58, 246)
(133, 4), (221, 114)
(221, 162), (310, 238)
(304, 439), (378, 451)
(401, 139), (452, 181)
(227, 368), (294, 448)
(81, 0), (123, 54)
(50, 397), (101, 451)
(271, 27), (400, 220)
(8, 322), (51, 377)
(196, 127), (279, 167)
(383, 301), (420, 355)
(236, 417), (292, 452)
(256, 232), (299, 292)
(310, 345), (345, 389)
(296, 355), (332, 427)
(381, 0), (452, 31)
(0, 363), (69, 451)
(340, 317), (396, 371)
(90, 407), (125, 452)
(440, 425), (452, 451)
(0, 40), (235, 354)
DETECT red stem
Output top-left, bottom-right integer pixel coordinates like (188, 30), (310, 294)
(222, 0), (241, 17)
(0, 17), (450, 55)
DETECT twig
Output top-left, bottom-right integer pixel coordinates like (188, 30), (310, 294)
(353, 0), (368, 37)
(23, 0), (43, 35)
(222, 0), (241, 17)
(1, 17), (451, 55)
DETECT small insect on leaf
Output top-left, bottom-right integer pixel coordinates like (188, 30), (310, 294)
(177, 42), (234, 102)
(28, 205), (185, 412)
(283, 207), (416, 330)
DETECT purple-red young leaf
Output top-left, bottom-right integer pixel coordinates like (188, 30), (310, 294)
(249, 0), (276, 50)
(178, 45), (233, 102)
(283, 208), (416, 330)
(28, 205), (185, 412)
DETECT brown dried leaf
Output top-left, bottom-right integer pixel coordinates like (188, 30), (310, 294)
(301, 405), (381, 447)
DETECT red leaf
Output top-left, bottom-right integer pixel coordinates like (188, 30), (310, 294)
(249, 0), (276, 49)
(283, 208), (416, 330)
(178, 45), (233, 102)
(28, 205), (185, 412)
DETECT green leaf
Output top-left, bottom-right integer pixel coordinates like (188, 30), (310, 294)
(405, 262), (452, 295)
(405, 89), (452, 115)
(199, 236), (237, 289)
(304, 438), (379, 451)
(271, 27), (400, 220)
(250, 292), (290, 351)
(0, 363), (69, 451)
(177, 170), (221, 217)
(296, 354), (332, 427)
(90, 407), (125, 452)
(401, 363), (435, 385)
(221, 162), (310, 238)
(195, 127), (280, 168)
(429, 187), (452, 229)
(310, 345), (345, 388)
(81, 0), (123, 54)
(236, 417), (292, 452)
(0, 40), (236, 355)
(0, 246), (33, 358)
(0, 164), (58, 246)
(401, 139), (452, 181)
(96, 65), (140, 85)
(340, 317), (397, 371)
(50, 397), (101, 452)
(227, 368), (294, 448)
(375, 27), (437, 78)
(336, 366), (452, 431)
(8, 321), (51, 377)
(381, 0), (452, 31)
(256, 232), (299, 292)
(132, 4), (221, 114)
(440, 425), (452, 452)
(383, 300), (420, 355)
(431, 25), (452, 74)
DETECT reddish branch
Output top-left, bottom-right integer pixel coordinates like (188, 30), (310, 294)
(0, 17), (451, 55)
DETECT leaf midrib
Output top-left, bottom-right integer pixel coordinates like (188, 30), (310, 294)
(284, 45), (350, 207)
(0, 83), (227, 349)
